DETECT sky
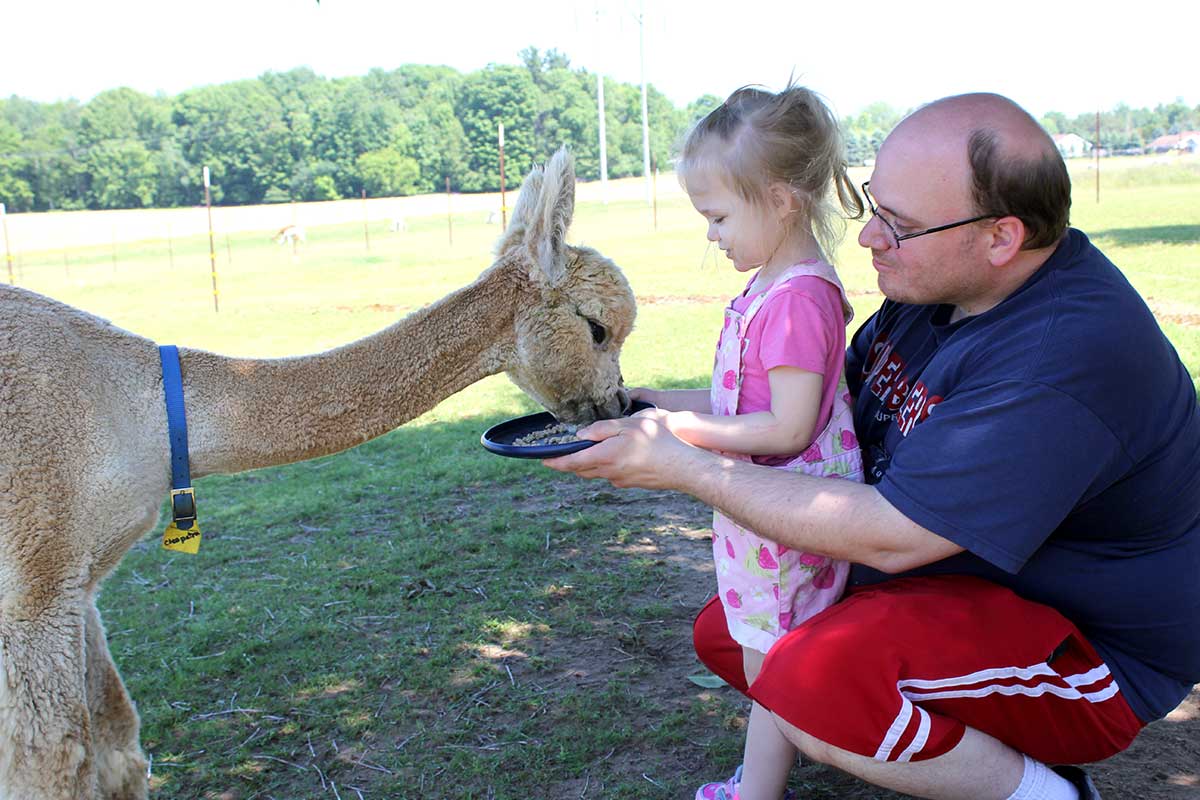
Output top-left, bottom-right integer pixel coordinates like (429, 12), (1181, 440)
(1, 0), (1194, 121)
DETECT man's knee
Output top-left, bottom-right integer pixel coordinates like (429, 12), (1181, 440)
(748, 602), (906, 755)
(780, 719), (840, 765)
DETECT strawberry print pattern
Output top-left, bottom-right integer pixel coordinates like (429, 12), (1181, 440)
(707, 261), (865, 654)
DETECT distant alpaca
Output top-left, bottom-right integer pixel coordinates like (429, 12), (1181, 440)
(0, 149), (636, 799)
(272, 224), (306, 246)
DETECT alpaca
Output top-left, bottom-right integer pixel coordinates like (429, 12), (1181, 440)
(272, 224), (306, 246)
(0, 149), (636, 799)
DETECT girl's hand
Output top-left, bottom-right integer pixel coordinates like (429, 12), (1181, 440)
(634, 408), (699, 444)
(632, 406), (674, 427)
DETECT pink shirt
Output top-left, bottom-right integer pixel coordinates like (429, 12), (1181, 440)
(724, 275), (847, 465)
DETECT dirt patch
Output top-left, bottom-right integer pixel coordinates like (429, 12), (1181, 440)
(1141, 298), (1200, 329)
(633, 289), (886, 307)
(1152, 309), (1200, 328)
(333, 303), (416, 314)
(635, 294), (728, 306)
(551, 488), (1200, 799)
(1155, 312), (1200, 328)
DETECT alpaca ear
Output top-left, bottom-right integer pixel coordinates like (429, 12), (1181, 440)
(524, 147), (575, 288)
(497, 160), (545, 255)
(507, 162), (545, 235)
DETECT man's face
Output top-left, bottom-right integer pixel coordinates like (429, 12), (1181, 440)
(858, 127), (991, 309)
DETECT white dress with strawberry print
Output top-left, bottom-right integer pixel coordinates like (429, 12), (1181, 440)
(710, 260), (865, 654)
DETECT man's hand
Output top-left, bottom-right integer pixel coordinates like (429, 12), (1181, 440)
(542, 411), (706, 490)
(627, 386), (660, 407)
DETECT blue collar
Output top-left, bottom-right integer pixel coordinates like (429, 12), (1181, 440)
(158, 345), (196, 529)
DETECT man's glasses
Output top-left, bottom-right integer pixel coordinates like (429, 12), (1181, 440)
(861, 181), (995, 248)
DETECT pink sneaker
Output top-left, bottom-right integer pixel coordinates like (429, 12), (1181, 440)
(694, 765), (741, 800)
(694, 765), (795, 800)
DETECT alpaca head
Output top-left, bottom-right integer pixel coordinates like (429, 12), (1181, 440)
(500, 148), (637, 426)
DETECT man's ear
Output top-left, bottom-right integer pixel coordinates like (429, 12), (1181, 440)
(987, 216), (1026, 267)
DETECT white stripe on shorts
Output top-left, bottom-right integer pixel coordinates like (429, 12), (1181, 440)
(873, 662), (1116, 761)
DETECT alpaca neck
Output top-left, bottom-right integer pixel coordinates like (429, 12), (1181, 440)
(186, 264), (521, 476)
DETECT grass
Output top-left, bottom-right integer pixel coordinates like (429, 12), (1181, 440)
(10, 160), (1200, 799)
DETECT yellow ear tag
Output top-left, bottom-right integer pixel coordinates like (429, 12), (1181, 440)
(162, 521), (202, 554)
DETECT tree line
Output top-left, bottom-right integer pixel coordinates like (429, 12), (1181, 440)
(1, 49), (1196, 213)
(0, 48), (707, 213)
(839, 100), (1200, 166)
(1040, 102), (1200, 151)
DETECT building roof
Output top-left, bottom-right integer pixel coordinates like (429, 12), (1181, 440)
(1148, 131), (1200, 149)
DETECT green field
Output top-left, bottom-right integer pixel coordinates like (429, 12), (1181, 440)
(8, 163), (1200, 799)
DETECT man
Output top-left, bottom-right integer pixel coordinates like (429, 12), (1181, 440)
(545, 93), (1200, 800)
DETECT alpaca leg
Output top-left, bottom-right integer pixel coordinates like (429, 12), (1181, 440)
(85, 600), (148, 800)
(0, 600), (98, 799)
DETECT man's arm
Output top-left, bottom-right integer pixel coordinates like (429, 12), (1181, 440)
(544, 415), (963, 573)
(688, 450), (963, 572)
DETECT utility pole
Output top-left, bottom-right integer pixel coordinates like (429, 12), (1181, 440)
(595, 4), (609, 204)
(638, 0), (651, 206)
(498, 122), (507, 229)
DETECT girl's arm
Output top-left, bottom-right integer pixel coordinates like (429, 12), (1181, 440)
(664, 366), (822, 456)
(629, 387), (711, 413)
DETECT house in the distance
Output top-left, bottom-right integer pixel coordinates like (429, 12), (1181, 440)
(1147, 131), (1200, 153)
(1052, 132), (1092, 158)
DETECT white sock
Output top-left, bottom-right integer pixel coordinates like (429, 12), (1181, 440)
(1004, 755), (1080, 800)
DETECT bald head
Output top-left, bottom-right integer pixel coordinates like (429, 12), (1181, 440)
(887, 93), (1071, 250)
(902, 93), (1060, 164)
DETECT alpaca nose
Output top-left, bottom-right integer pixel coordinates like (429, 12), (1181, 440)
(617, 386), (632, 414)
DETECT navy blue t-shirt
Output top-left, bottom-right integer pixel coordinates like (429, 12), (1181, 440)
(845, 228), (1200, 723)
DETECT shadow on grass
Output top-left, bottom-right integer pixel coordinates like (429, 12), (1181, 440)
(101, 412), (1200, 799)
(1090, 225), (1200, 247)
(105, 412), (732, 799)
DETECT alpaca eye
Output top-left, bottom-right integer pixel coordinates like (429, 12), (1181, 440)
(586, 318), (608, 345)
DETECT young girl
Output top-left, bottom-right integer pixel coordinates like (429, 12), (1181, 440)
(631, 85), (864, 800)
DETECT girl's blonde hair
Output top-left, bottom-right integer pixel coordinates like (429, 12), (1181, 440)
(678, 83), (864, 262)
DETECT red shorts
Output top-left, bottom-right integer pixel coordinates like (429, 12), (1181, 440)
(693, 575), (1144, 764)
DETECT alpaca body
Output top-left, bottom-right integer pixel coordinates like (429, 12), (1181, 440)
(0, 150), (635, 798)
(272, 224), (305, 246)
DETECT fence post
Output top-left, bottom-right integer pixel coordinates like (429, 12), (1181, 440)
(204, 166), (219, 312)
(652, 157), (658, 231)
(362, 189), (371, 253)
(1, 203), (13, 285)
